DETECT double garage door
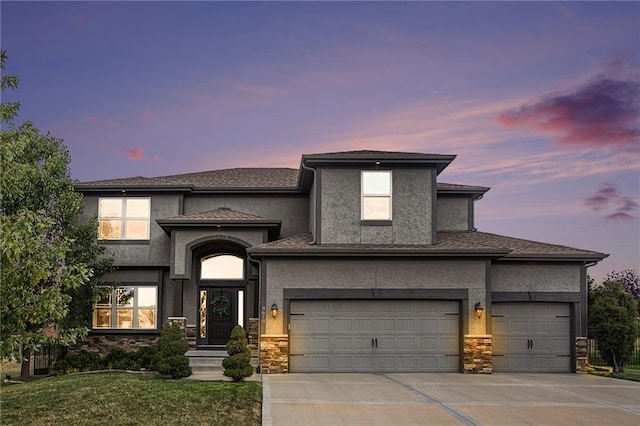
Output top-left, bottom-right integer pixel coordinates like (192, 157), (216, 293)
(492, 303), (571, 372)
(289, 300), (459, 373)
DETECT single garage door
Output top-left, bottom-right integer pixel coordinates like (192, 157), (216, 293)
(289, 300), (459, 373)
(492, 303), (571, 372)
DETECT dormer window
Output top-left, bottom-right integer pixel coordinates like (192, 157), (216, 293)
(362, 170), (392, 220)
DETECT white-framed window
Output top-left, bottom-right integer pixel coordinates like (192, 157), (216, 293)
(98, 197), (150, 240)
(361, 170), (392, 220)
(92, 286), (158, 330)
(200, 254), (245, 280)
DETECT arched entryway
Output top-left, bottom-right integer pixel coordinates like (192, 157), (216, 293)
(193, 240), (256, 348)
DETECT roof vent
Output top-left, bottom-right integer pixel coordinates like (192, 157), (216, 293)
(218, 207), (231, 211)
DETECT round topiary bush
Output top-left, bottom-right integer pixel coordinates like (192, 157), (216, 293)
(222, 325), (253, 381)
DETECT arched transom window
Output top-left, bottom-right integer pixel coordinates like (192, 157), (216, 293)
(200, 254), (244, 280)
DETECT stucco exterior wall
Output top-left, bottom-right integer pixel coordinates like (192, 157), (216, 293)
(80, 194), (179, 266)
(172, 229), (265, 277)
(264, 258), (487, 335)
(183, 194), (308, 238)
(319, 168), (434, 244)
(437, 197), (470, 231)
(491, 263), (581, 292)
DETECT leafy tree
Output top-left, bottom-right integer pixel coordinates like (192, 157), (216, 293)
(0, 50), (112, 380)
(152, 323), (192, 379)
(222, 325), (253, 381)
(606, 270), (640, 315)
(589, 281), (639, 373)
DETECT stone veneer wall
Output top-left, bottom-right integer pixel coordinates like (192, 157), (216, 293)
(70, 334), (158, 354)
(260, 334), (288, 374)
(575, 336), (588, 373)
(463, 334), (493, 374)
(248, 318), (259, 350)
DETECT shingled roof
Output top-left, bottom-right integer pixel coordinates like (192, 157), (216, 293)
(160, 207), (278, 223)
(76, 166), (487, 195)
(248, 231), (607, 261)
(76, 168), (300, 190)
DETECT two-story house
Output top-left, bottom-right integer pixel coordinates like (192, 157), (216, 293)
(74, 150), (607, 374)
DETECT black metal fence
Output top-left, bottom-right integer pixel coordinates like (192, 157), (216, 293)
(33, 344), (68, 375)
(587, 338), (640, 367)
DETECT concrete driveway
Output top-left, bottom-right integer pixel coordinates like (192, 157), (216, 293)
(262, 373), (640, 425)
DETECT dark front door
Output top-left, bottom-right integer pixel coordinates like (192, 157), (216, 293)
(197, 286), (244, 347)
(205, 288), (238, 346)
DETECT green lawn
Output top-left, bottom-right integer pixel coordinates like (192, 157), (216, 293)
(0, 372), (261, 425)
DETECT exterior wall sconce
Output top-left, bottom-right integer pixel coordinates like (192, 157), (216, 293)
(271, 303), (279, 318)
(475, 302), (484, 319)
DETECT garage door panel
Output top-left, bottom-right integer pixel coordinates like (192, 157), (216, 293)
(492, 303), (571, 373)
(289, 300), (459, 373)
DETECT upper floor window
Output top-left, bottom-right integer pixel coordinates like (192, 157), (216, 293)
(93, 286), (157, 330)
(362, 170), (392, 220)
(200, 254), (244, 280)
(99, 198), (150, 240)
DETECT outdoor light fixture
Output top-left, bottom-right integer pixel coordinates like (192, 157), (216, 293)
(474, 302), (484, 319)
(271, 303), (279, 318)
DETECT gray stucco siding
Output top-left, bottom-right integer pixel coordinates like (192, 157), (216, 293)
(80, 195), (179, 267)
(319, 168), (361, 244)
(392, 168), (433, 244)
(172, 229), (265, 277)
(437, 197), (470, 231)
(264, 258), (487, 334)
(183, 195), (308, 238)
(490, 263), (581, 292)
(318, 168), (434, 244)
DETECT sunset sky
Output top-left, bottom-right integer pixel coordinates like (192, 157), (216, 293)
(2, 1), (639, 282)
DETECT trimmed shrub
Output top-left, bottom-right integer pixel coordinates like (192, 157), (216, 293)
(222, 325), (253, 381)
(153, 323), (192, 379)
(136, 346), (158, 370)
(53, 350), (101, 374)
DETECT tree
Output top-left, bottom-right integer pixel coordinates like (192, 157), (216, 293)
(222, 325), (253, 381)
(606, 270), (640, 315)
(589, 281), (639, 373)
(0, 50), (112, 380)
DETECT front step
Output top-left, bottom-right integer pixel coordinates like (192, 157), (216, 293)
(187, 350), (258, 373)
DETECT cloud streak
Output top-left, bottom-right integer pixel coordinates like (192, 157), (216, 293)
(584, 183), (638, 221)
(497, 77), (640, 152)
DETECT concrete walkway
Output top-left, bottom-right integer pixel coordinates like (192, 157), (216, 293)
(262, 373), (640, 426)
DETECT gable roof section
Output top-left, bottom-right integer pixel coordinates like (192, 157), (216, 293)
(156, 207), (281, 238)
(248, 231), (607, 261)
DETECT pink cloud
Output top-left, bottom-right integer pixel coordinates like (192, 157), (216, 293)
(584, 183), (637, 221)
(74, 15), (86, 28)
(151, 155), (163, 163)
(87, 115), (100, 123)
(126, 148), (144, 161)
(141, 111), (152, 122)
(497, 78), (640, 152)
(106, 121), (120, 129)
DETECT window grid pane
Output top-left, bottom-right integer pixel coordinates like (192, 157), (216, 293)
(362, 171), (392, 220)
(92, 286), (158, 330)
(201, 255), (244, 279)
(98, 197), (150, 240)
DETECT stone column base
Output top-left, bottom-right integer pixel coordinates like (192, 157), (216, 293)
(463, 334), (492, 374)
(575, 336), (588, 373)
(260, 334), (288, 374)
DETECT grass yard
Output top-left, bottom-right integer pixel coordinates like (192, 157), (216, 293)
(0, 372), (261, 425)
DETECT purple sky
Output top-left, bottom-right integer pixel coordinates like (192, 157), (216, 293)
(2, 1), (638, 282)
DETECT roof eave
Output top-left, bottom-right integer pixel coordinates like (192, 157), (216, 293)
(248, 247), (510, 258)
(498, 253), (609, 262)
(156, 219), (282, 235)
(302, 154), (456, 174)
